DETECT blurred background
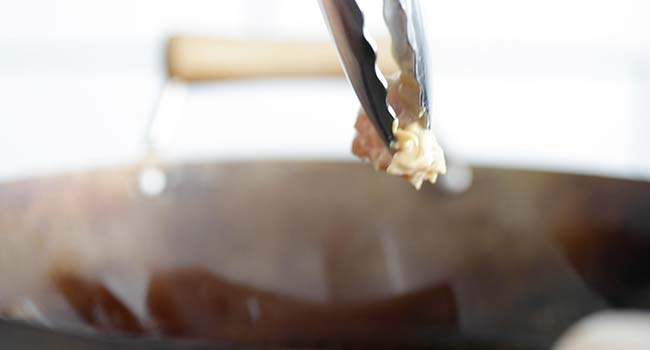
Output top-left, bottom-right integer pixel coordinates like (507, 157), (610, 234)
(1, 0), (650, 181)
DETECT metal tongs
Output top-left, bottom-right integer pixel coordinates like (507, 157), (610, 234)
(319, 0), (431, 150)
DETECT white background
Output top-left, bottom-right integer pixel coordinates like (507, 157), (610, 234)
(1, 0), (650, 181)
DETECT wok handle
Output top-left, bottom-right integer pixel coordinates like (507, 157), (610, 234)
(166, 35), (397, 81)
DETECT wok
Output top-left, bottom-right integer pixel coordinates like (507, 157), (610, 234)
(0, 161), (648, 349)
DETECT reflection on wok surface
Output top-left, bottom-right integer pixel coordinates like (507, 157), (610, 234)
(0, 162), (648, 349)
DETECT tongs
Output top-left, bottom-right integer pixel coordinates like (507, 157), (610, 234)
(319, 0), (431, 150)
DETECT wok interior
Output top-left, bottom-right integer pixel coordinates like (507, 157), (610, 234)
(0, 162), (649, 348)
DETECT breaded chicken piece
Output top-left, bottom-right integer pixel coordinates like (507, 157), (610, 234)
(352, 73), (446, 189)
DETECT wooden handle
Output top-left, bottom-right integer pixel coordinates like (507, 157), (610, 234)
(167, 36), (397, 81)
